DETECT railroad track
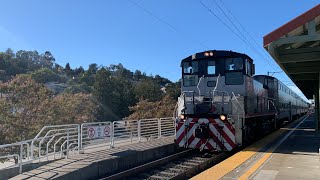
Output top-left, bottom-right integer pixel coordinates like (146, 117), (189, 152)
(101, 150), (227, 180)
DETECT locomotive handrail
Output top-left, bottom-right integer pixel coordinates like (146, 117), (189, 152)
(197, 76), (204, 96)
(209, 90), (231, 99)
(174, 92), (186, 118)
(268, 99), (278, 113)
(231, 92), (245, 117)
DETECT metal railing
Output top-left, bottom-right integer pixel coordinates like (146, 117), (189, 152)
(111, 120), (139, 147)
(31, 124), (80, 161)
(0, 117), (175, 174)
(80, 121), (112, 151)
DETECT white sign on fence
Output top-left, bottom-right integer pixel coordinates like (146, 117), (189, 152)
(87, 125), (110, 139)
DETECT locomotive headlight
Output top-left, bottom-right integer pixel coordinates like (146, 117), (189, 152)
(220, 114), (226, 121)
(180, 114), (185, 120)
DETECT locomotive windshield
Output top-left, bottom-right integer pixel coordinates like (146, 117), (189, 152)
(225, 57), (244, 85)
(183, 61), (198, 74)
(182, 57), (245, 86)
(183, 61), (199, 86)
(225, 57), (243, 71)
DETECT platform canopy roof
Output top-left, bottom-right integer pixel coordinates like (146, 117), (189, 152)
(264, 4), (320, 99)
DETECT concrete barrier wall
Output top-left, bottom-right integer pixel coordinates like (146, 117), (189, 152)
(0, 160), (55, 180)
(58, 143), (179, 180)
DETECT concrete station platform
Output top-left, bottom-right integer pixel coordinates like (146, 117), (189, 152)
(9, 137), (177, 180)
(193, 113), (320, 180)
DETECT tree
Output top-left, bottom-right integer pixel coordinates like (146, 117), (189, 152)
(93, 68), (118, 121)
(134, 79), (163, 102)
(4, 48), (15, 60)
(53, 63), (64, 74)
(154, 74), (171, 86)
(133, 70), (142, 80)
(0, 75), (97, 148)
(74, 66), (85, 76)
(64, 83), (92, 94)
(93, 67), (137, 121)
(41, 51), (55, 69)
(48, 93), (97, 124)
(79, 71), (95, 86)
(29, 68), (61, 83)
(65, 63), (72, 76)
(165, 82), (181, 100)
(0, 76), (54, 144)
(88, 63), (98, 75)
(112, 77), (136, 117)
(109, 63), (133, 79)
(15, 50), (43, 72)
(127, 95), (176, 119)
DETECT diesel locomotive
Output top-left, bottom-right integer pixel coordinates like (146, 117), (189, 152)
(175, 50), (309, 151)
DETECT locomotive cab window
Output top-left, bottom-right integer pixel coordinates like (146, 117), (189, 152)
(183, 75), (198, 86)
(182, 61), (199, 86)
(207, 61), (215, 75)
(225, 57), (243, 71)
(225, 57), (244, 85)
(183, 61), (198, 74)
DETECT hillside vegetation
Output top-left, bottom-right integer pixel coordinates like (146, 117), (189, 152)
(0, 48), (180, 143)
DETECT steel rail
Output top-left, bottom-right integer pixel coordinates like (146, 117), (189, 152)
(100, 150), (193, 180)
(101, 150), (228, 180)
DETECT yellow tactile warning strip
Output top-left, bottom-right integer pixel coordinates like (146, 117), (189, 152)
(238, 151), (272, 180)
(191, 115), (308, 180)
(238, 114), (309, 180)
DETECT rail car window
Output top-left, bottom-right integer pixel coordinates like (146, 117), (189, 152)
(207, 61), (215, 75)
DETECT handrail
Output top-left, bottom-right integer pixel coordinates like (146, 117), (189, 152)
(173, 92), (185, 118)
(231, 92), (245, 113)
(0, 118), (175, 174)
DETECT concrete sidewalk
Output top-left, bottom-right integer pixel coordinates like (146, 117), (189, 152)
(249, 114), (320, 180)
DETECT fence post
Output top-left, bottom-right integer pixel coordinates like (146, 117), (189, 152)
(26, 143), (30, 160)
(38, 141), (42, 162)
(78, 125), (81, 154)
(173, 117), (176, 137)
(130, 128), (133, 143)
(19, 144), (23, 174)
(138, 120), (141, 142)
(46, 142), (49, 161)
(109, 122), (113, 148)
(158, 119), (161, 138)
(66, 130), (69, 159)
(30, 141), (34, 160)
(111, 122), (115, 148)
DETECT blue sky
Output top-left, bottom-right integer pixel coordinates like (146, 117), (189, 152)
(0, 0), (318, 100)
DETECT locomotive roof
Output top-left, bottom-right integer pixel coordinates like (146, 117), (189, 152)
(181, 50), (253, 65)
(254, 75), (277, 80)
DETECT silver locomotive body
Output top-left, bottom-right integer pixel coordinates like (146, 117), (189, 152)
(175, 50), (309, 151)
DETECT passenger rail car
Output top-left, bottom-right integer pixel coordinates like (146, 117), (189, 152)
(175, 50), (309, 151)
